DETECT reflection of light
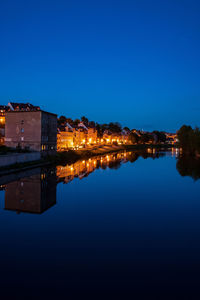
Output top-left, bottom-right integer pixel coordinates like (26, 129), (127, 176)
(71, 167), (73, 171)
(147, 148), (152, 153)
(82, 160), (85, 163)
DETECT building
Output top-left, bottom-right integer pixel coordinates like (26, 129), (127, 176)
(57, 123), (75, 150)
(57, 121), (98, 151)
(8, 102), (40, 112)
(5, 110), (57, 153)
(0, 105), (9, 144)
(0, 102), (41, 146)
(165, 133), (178, 145)
(87, 127), (97, 145)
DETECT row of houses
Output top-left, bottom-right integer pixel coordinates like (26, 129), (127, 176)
(57, 122), (98, 150)
(57, 123), (130, 150)
(0, 101), (177, 153)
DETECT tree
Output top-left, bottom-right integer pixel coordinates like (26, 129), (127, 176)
(57, 115), (67, 127)
(177, 125), (193, 152)
(65, 118), (74, 126)
(73, 119), (80, 126)
(140, 133), (154, 144)
(81, 116), (89, 125)
(128, 132), (139, 144)
(153, 131), (166, 143)
(108, 122), (122, 133)
(123, 126), (130, 132)
(89, 121), (95, 127)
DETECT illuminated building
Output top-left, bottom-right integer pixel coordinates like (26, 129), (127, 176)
(57, 122), (98, 151)
(5, 110), (57, 153)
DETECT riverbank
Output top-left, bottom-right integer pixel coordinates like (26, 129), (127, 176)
(0, 143), (174, 175)
(50, 143), (174, 165)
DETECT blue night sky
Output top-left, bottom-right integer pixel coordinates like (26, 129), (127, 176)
(0, 0), (200, 132)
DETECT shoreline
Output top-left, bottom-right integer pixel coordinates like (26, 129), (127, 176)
(0, 143), (174, 176)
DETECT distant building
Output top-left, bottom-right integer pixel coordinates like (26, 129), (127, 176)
(165, 133), (178, 145)
(5, 110), (57, 153)
(103, 130), (129, 144)
(57, 123), (75, 150)
(57, 121), (98, 151)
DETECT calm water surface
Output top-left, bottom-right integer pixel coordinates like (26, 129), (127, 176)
(0, 150), (200, 299)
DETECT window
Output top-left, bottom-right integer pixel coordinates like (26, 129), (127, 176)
(21, 128), (24, 133)
(21, 120), (24, 125)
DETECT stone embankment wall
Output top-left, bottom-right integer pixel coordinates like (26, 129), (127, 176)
(0, 152), (41, 167)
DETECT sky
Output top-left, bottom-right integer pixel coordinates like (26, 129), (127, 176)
(0, 0), (200, 132)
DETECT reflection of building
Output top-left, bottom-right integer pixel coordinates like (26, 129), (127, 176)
(5, 110), (57, 153)
(4, 168), (57, 214)
(57, 149), (168, 184)
(57, 152), (135, 183)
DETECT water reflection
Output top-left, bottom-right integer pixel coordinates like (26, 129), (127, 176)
(1, 148), (196, 215)
(176, 155), (200, 180)
(3, 167), (57, 214)
(57, 150), (166, 183)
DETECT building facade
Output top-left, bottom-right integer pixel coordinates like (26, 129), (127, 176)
(57, 122), (98, 151)
(5, 110), (57, 153)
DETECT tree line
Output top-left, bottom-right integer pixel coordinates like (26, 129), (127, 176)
(177, 125), (200, 155)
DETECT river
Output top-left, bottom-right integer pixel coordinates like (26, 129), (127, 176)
(0, 149), (199, 299)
